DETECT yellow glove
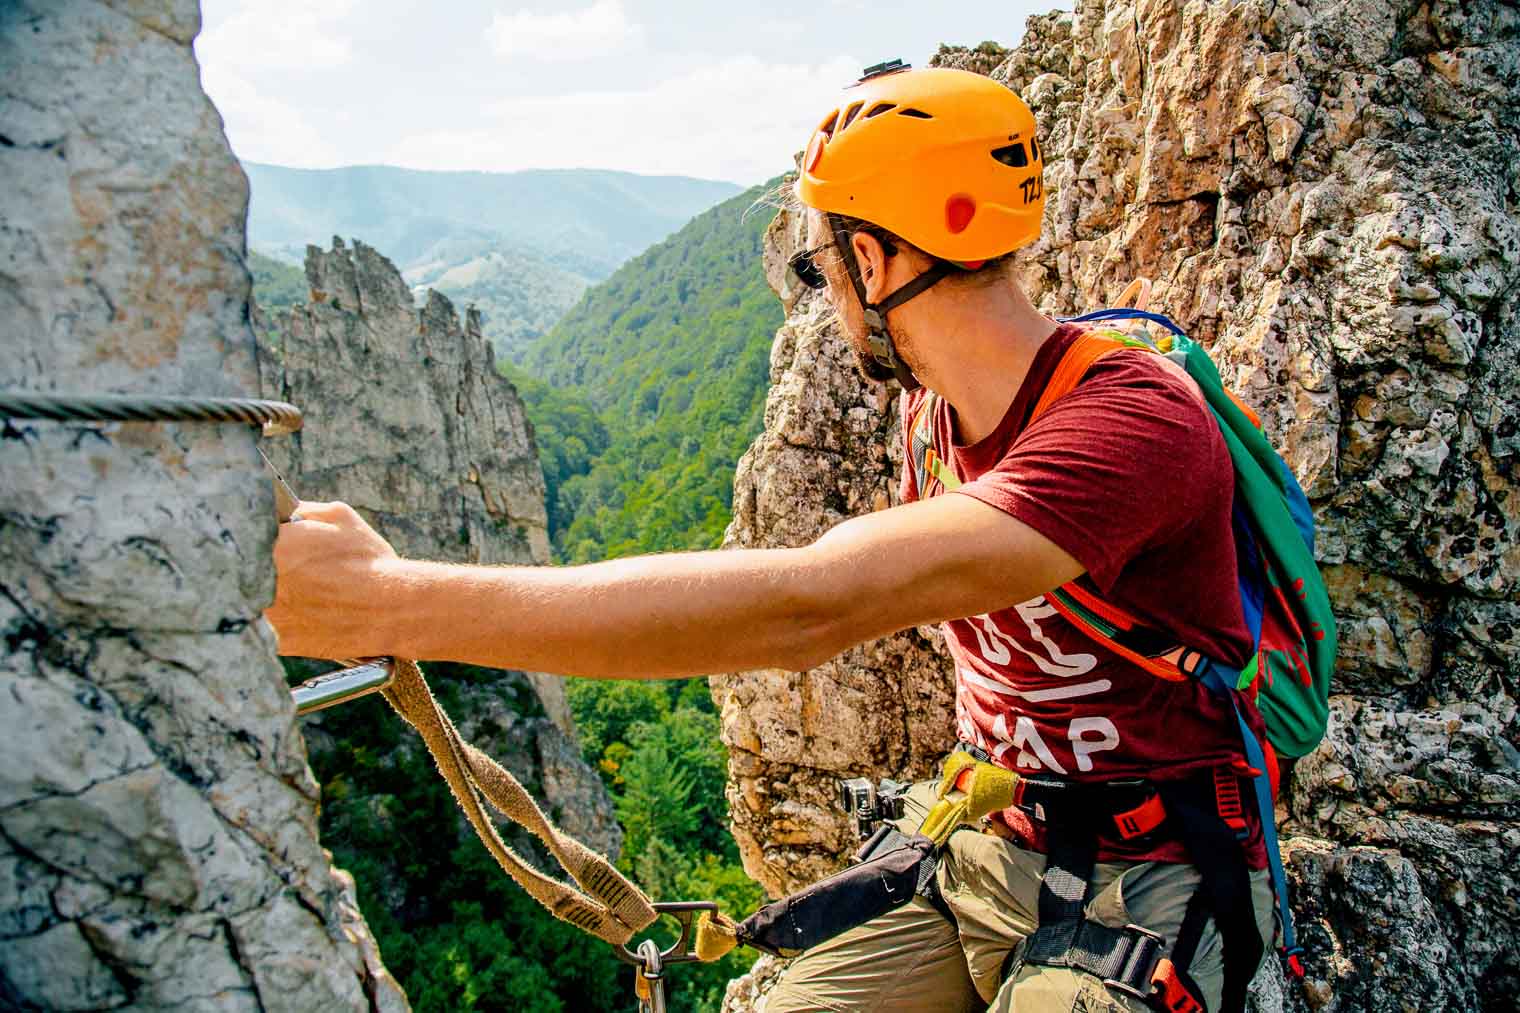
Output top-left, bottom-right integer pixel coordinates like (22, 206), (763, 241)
(917, 751), (1020, 846)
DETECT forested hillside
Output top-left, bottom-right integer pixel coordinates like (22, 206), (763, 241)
(503, 181), (787, 1010)
(410, 246), (589, 354)
(249, 249), (307, 312)
(516, 181), (784, 561)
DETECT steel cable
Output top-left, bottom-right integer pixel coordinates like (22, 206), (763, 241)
(0, 392), (303, 435)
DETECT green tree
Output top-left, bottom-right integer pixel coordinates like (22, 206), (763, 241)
(248, 249), (308, 313)
(287, 658), (633, 1013)
(510, 180), (785, 563)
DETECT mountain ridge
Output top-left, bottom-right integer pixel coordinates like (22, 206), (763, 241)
(245, 161), (742, 278)
(246, 161), (743, 355)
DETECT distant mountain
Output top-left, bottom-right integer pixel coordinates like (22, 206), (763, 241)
(403, 246), (590, 354)
(514, 180), (783, 561)
(244, 163), (740, 278)
(243, 163), (739, 355)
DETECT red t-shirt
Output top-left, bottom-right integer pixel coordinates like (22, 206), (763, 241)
(902, 323), (1267, 866)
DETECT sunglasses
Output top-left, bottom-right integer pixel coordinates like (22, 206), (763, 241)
(789, 245), (829, 290)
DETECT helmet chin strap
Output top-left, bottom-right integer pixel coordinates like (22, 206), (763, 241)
(827, 213), (955, 392)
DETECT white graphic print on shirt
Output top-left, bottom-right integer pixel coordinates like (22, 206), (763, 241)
(952, 595), (1122, 774)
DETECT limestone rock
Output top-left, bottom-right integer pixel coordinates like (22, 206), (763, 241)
(257, 237), (573, 731)
(720, 0), (1519, 1007)
(258, 237), (551, 568)
(0, 2), (404, 1009)
(257, 239), (615, 895)
(720, 954), (790, 1013)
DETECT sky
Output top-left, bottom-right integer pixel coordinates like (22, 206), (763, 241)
(195, 0), (1069, 186)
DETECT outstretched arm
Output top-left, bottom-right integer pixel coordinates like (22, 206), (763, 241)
(267, 494), (1083, 679)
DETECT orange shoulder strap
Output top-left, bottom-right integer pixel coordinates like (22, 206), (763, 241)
(1029, 331), (1137, 424)
(1031, 330), (1178, 672)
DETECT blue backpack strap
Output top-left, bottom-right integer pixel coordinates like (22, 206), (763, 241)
(1198, 660), (1305, 976)
(1065, 305), (1309, 975)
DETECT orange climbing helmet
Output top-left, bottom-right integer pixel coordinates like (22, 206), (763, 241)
(799, 62), (1045, 263)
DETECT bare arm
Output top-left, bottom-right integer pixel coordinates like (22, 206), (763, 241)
(267, 495), (1084, 678)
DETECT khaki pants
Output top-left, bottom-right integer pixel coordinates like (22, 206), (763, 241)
(768, 781), (1274, 1013)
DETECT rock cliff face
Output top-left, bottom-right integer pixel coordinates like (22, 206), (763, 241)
(0, 2), (405, 1010)
(256, 238), (570, 728)
(717, 1), (1518, 1009)
(259, 238), (551, 568)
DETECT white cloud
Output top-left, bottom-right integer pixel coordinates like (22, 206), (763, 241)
(195, 0), (359, 167)
(200, 65), (346, 167)
(196, 0), (358, 73)
(487, 0), (642, 61)
(386, 55), (862, 184)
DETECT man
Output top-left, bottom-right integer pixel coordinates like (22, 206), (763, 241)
(270, 66), (1273, 1012)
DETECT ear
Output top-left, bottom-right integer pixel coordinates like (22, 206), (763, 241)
(849, 231), (891, 303)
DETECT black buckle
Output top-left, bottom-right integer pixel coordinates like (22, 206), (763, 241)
(1013, 776), (1154, 822)
(1101, 923), (1167, 1000)
(615, 901), (720, 968)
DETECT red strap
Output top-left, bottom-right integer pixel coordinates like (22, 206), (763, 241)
(1213, 767), (1250, 838)
(1150, 958), (1205, 1013)
(1056, 580), (1144, 632)
(1113, 792), (1167, 840)
(1044, 591), (1190, 683)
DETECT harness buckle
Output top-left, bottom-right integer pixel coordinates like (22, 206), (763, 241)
(1100, 923), (1166, 1001)
(1212, 767), (1250, 840)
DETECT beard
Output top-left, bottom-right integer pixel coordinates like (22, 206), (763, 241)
(845, 324), (901, 385)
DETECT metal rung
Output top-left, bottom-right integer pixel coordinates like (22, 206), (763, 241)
(292, 660), (395, 715)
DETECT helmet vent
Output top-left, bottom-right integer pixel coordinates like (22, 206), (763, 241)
(865, 102), (897, 118)
(1031, 137), (1040, 160)
(991, 142), (1029, 168)
(898, 108), (933, 119)
(819, 110), (839, 139)
(840, 101), (865, 131)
